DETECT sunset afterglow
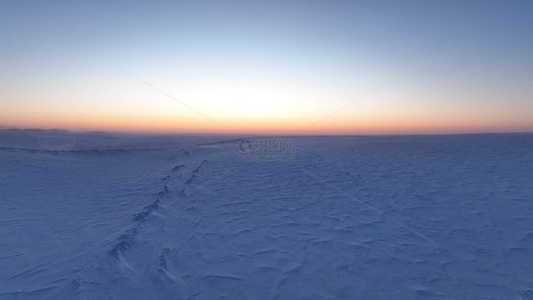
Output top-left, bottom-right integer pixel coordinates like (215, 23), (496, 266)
(1, 1), (532, 134)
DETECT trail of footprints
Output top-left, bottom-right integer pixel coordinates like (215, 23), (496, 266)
(46, 154), (209, 299)
(108, 159), (208, 261)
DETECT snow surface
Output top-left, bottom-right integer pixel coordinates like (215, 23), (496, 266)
(1, 130), (532, 299)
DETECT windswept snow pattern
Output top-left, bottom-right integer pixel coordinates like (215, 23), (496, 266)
(1, 131), (532, 299)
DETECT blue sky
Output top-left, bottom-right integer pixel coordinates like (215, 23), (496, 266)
(1, 0), (532, 133)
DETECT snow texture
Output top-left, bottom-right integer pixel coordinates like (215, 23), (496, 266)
(1, 130), (532, 299)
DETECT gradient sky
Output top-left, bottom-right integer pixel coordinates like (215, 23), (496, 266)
(1, 0), (532, 134)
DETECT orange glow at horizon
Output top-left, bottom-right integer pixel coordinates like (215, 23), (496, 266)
(3, 106), (532, 135)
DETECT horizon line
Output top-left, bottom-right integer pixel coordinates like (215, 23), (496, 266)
(1, 125), (532, 137)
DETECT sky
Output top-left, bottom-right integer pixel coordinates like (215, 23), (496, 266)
(1, 0), (532, 134)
